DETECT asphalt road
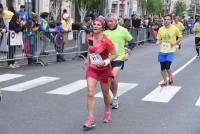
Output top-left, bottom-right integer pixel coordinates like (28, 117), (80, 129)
(0, 35), (200, 134)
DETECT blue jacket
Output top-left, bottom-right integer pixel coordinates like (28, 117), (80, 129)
(17, 11), (28, 22)
(39, 18), (50, 32)
(54, 26), (65, 33)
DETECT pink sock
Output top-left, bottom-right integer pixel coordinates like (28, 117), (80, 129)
(105, 107), (110, 112)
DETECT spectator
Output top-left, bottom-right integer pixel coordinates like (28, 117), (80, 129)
(8, 14), (24, 68)
(118, 16), (124, 26)
(80, 17), (93, 57)
(0, 8), (6, 47)
(24, 13), (39, 64)
(17, 5), (28, 22)
(55, 21), (66, 62)
(61, 11), (72, 40)
(61, 9), (68, 20)
(123, 18), (131, 30)
(132, 15), (141, 28)
(80, 17), (92, 34)
(8, 6), (15, 14)
(39, 12), (54, 55)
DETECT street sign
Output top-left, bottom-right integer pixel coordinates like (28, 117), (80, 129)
(10, 31), (23, 46)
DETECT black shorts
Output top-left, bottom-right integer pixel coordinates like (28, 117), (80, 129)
(111, 61), (124, 70)
(195, 37), (200, 48)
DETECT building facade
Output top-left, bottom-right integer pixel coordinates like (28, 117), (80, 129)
(106, 0), (139, 17)
(0, 0), (73, 16)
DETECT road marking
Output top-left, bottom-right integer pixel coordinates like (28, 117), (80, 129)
(46, 80), (87, 95)
(159, 55), (197, 84)
(95, 83), (138, 98)
(142, 86), (181, 103)
(1, 77), (60, 92)
(195, 97), (200, 107)
(0, 74), (24, 82)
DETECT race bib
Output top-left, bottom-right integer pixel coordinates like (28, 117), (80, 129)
(161, 42), (171, 51)
(89, 53), (102, 65)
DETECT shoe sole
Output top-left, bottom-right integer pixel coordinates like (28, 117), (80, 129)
(83, 124), (96, 130)
(112, 106), (119, 109)
(103, 119), (111, 123)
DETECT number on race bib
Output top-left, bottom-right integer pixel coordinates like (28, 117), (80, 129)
(161, 42), (171, 51)
(89, 53), (102, 65)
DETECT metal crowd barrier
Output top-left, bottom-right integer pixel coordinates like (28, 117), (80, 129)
(129, 28), (148, 45)
(0, 27), (161, 68)
(0, 30), (82, 68)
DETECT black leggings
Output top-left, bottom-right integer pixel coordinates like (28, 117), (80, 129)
(160, 61), (172, 71)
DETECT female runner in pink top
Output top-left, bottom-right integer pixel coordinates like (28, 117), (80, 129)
(83, 17), (117, 129)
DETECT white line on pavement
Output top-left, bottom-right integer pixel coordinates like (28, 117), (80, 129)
(142, 86), (181, 103)
(172, 55), (197, 76)
(1, 76), (60, 92)
(0, 74), (24, 82)
(95, 83), (138, 98)
(46, 80), (87, 95)
(195, 97), (200, 107)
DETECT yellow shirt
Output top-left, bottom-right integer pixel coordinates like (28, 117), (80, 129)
(193, 22), (200, 38)
(157, 25), (182, 53)
(61, 20), (72, 41)
(61, 20), (72, 32)
(173, 22), (185, 34)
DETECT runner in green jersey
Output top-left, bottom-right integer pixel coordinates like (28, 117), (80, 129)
(104, 13), (133, 109)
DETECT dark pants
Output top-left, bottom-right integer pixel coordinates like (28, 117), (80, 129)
(7, 45), (16, 65)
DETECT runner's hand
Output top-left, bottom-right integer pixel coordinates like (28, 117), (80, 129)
(82, 59), (89, 70)
(171, 42), (177, 46)
(96, 60), (104, 68)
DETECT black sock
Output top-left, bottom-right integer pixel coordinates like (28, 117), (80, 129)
(196, 48), (199, 56)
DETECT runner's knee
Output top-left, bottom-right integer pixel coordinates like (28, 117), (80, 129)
(160, 62), (166, 71)
(87, 88), (95, 97)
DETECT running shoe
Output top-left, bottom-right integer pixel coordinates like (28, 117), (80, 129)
(103, 110), (111, 123)
(111, 97), (119, 109)
(83, 116), (96, 129)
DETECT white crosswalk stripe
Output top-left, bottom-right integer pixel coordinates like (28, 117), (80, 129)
(46, 80), (87, 95)
(0, 74), (24, 82)
(142, 86), (181, 103)
(0, 73), (188, 106)
(195, 97), (200, 107)
(95, 83), (138, 98)
(1, 76), (60, 92)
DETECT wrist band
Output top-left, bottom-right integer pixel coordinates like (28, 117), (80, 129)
(103, 59), (110, 66)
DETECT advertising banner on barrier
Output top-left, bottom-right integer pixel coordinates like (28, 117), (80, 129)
(10, 31), (23, 46)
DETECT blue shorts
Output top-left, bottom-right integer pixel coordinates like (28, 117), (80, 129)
(158, 52), (175, 62)
(111, 61), (124, 70)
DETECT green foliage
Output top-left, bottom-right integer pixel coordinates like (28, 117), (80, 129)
(139, 0), (147, 9)
(146, 0), (162, 15)
(72, 22), (81, 30)
(69, 0), (100, 9)
(173, 0), (186, 16)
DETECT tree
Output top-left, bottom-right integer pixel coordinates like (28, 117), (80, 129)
(173, 0), (186, 16)
(68, 0), (101, 22)
(139, 0), (147, 15)
(50, 0), (63, 21)
(146, 0), (162, 15)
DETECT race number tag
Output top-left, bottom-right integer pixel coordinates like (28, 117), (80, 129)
(161, 42), (171, 51)
(89, 53), (102, 65)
